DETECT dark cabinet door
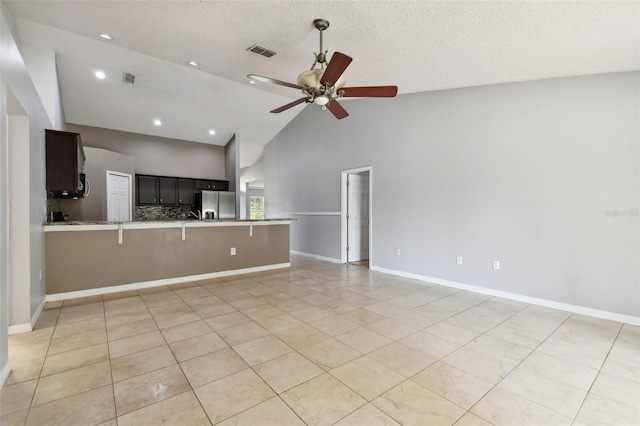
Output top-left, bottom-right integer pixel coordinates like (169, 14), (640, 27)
(137, 176), (158, 205)
(195, 179), (214, 191)
(195, 179), (230, 191)
(46, 130), (84, 196)
(178, 179), (194, 205)
(213, 180), (230, 191)
(158, 177), (177, 205)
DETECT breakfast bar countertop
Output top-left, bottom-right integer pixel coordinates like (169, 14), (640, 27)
(44, 218), (294, 231)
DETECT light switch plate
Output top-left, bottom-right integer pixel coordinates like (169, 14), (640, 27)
(230, 247), (236, 256)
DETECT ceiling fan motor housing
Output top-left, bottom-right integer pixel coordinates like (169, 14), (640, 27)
(297, 69), (346, 91)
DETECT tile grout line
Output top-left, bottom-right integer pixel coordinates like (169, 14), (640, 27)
(23, 302), (64, 425)
(568, 324), (624, 426)
(100, 294), (120, 426)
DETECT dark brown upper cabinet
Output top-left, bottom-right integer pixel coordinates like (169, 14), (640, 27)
(137, 175), (158, 205)
(195, 179), (229, 191)
(158, 177), (177, 205)
(195, 179), (215, 191)
(136, 174), (229, 206)
(178, 179), (195, 205)
(46, 129), (85, 197)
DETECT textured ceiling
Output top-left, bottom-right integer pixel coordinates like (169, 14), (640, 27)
(5, 1), (639, 168)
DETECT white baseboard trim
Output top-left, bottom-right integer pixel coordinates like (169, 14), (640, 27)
(46, 263), (291, 302)
(290, 250), (342, 264)
(8, 297), (46, 335)
(1, 361), (11, 388)
(8, 323), (31, 335)
(370, 265), (640, 326)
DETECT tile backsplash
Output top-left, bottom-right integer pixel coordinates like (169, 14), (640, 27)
(46, 191), (63, 220)
(135, 205), (194, 221)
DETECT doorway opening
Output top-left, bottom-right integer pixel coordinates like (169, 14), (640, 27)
(106, 171), (132, 222)
(340, 166), (372, 267)
(246, 182), (265, 220)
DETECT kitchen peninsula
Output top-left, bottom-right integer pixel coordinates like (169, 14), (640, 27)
(44, 220), (291, 298)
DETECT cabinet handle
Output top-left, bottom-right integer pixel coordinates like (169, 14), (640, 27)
(160, 199), (163, 203)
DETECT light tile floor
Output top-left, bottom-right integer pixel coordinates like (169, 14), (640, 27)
(1, 255), (639, 425)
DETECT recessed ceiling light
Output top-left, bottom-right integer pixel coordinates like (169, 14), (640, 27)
(95, 71), (106, 79)
(208, 129), (216, 135)
(188, 61), (198, 67)
(153, 119), (162, 126)
(99, 33), (113, 40)
(248, 80), (256, 84)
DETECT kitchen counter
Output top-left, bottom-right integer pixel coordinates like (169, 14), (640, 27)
(44, 219), (292, 298)
(45, 218), (293, 230)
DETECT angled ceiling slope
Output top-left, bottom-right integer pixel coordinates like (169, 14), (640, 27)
(5, 1), (639, 168)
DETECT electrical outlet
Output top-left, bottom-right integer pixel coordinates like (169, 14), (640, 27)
(456, 256), (463, 265)
(230, 247), (236, 256)
(492, 260), (500, 270)
(395, 248), (400, 256)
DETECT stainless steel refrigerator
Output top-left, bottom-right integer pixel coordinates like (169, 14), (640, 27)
(195, 191), (236, 220)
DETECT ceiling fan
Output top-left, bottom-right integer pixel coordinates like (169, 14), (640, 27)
(247, 19), (398, 120)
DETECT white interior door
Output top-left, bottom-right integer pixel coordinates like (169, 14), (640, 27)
(107, 171), (131, 222)
(347, 173), (369, 262)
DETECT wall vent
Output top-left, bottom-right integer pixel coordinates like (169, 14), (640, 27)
(247, 44), (278, 58)
(122, 72), (135, 84)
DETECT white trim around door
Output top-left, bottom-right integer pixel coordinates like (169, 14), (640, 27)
(106, 170), (133, 222)
(340, 166), (373, 266)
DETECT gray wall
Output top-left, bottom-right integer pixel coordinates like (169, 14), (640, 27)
(264, 71), (639, 317)
(62, 147), (135, 221)
(66, 124), (226, 180)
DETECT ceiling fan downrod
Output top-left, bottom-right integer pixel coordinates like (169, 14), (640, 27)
(311, 18), (330, 70)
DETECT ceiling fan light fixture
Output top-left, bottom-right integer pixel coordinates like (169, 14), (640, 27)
(313, 95), (330, 106)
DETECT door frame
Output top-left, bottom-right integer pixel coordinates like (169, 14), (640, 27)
(340, 166), (372, 265)
(106, 170), (133, 222)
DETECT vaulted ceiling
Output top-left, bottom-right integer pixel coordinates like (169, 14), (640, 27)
(5, 1), (638, 167)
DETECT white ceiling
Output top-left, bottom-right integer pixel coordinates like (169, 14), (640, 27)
(5, 1), (639, 168)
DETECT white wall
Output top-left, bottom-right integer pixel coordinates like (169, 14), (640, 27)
(264, 72), (639, 319)
(1, 4), (62, 386)
(20, 44), (64, 129)
(8, 112), (30, 328)
(225, 134), (240, 218)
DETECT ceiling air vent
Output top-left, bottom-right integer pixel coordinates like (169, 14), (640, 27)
(122, 72), (135, 84)
(247, 44), (278, 58)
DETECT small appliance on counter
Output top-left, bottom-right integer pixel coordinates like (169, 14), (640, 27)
(195, 191), (236, 220)
(50, 211), (66, 222)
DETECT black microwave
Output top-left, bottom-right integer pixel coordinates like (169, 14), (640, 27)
(60, 173), (88, 198)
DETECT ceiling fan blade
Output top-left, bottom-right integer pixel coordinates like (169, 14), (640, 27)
(320, 52), (353, 87)
(339, 86), (398, 98)
(248, 74), (305, 90)
(326, 100), (349, 119)
(271, 98), (307, 113)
